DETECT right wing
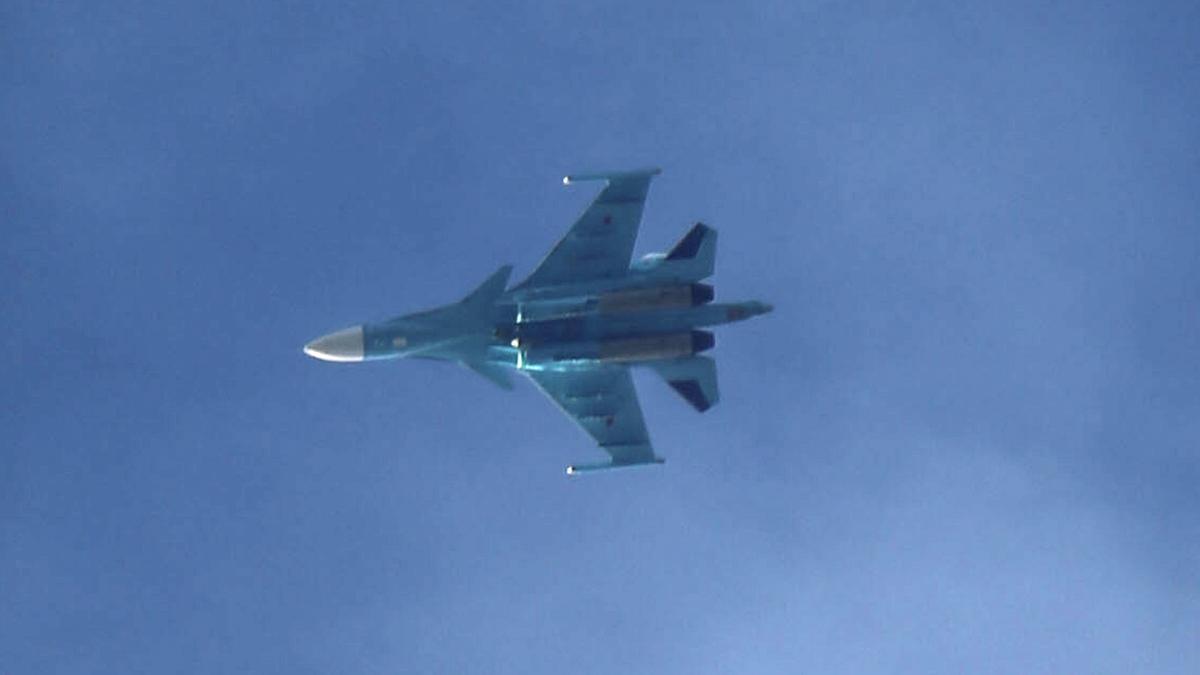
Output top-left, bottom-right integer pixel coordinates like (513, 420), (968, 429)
(515, 168), (661, 290)
(525, 366), (662, 473)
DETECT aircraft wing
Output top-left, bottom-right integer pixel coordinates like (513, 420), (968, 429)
(525, 366), (663, 473)
(516, 168), (661, 289)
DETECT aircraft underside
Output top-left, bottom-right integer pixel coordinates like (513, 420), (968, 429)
(305, 168), (771, 473)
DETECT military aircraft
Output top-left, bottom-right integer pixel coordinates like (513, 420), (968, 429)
(304, 168), (772, 473)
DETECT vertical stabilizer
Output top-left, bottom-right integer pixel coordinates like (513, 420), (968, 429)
(664, 223), (717, 280)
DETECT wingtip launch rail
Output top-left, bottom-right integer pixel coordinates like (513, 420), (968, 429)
(562, 167), (663, 185)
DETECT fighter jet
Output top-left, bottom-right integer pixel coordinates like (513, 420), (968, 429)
(304, 168), (772, 473)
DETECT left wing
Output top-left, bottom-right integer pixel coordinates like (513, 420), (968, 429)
(515, 168), (661, 289)
(525, 366), (663, 473)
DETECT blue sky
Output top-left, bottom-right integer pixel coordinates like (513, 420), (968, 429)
(3, 1), (1198, 672)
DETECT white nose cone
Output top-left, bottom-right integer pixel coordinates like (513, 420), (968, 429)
(304, 325), (364, 362)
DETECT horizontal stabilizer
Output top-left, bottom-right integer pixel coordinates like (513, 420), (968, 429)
(651, 356), (720, 412)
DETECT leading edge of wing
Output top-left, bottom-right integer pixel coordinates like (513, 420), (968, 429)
(514, 168), (663, 290)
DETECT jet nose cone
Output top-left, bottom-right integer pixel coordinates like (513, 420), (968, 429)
(304, 325), (365, 362)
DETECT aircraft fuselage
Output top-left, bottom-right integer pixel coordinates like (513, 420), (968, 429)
(304, 168), (772, 472)
(352, 292), (772, 370)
